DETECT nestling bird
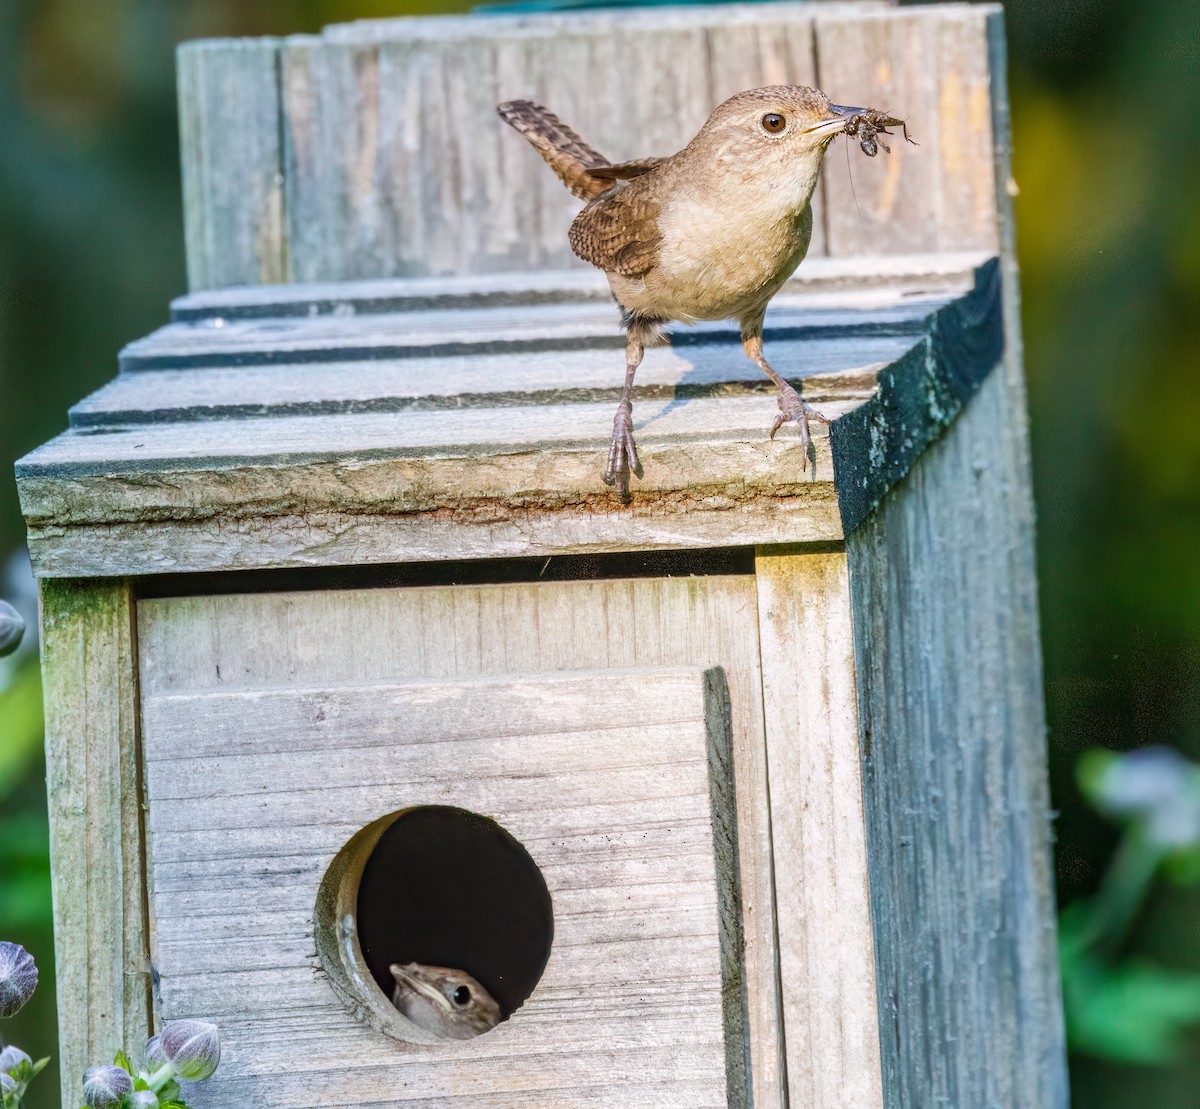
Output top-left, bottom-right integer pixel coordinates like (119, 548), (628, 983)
(389, 961), (503, 1040)
(498, 86), (873, 499)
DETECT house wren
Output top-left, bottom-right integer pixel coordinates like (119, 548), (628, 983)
(498, 86), (874, 499)
(389, 962), (502, 1040)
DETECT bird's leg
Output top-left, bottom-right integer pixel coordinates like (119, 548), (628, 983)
(742, 330), (828, 472)
(603, 334), (645, 501)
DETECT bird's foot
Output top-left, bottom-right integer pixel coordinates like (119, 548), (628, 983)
(769, 381), (829, 471)
(603, 399), (643, 502)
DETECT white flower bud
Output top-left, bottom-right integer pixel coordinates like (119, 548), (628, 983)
(0, 942), (38, 1017)
(159, 1019), (220, 1081)
(0, 1072), (17, 1097)
(82, 1064), (133, 1109)
(1090, 746), (1200, 849)
(0, 1045), (31, 1074)
(129, 1090), (160, 1109)
(0, 600), (24, 658)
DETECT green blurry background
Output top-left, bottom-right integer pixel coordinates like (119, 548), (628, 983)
(0, 0), (1197, 1105)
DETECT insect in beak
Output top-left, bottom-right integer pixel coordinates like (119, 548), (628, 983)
(804, 103), (869, 139)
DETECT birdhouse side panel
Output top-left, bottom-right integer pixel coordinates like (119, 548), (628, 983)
(847, 366), (1067, 1108)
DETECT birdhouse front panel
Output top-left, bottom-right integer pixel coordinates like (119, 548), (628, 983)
(140, 643), (741, 1106)
(135, 575), (826, 1107)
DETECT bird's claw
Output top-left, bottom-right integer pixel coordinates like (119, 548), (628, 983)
(769, 382), (828, 472)
(603, 400), (642, 502)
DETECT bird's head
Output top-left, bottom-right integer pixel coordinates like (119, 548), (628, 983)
(389, 961), (503, 1041)
(687, 85), (868, 210)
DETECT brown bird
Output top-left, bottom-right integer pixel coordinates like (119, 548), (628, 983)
(389, 961), (502, 1040)
(498, 86), (871, 499)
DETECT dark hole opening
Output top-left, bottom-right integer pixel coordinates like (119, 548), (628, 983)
(356, 805), (554, 1021)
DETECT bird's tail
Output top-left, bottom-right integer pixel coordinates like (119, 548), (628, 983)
(497, 100), (614, 201)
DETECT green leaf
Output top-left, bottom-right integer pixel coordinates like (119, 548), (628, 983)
(158, 1078), (181, 1100)
(133, 1074), (152, 1091)
(1062, 947), (1200, 1063)
(31, 1057), (49, 1077)
(114, 1049), (134, 1072)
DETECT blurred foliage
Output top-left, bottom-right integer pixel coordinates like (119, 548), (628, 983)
(1062, 749), (1200, 1064)
(0, 0), (1197, 1106)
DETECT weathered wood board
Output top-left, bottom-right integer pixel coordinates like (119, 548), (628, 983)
(140, 667), (743, 1107)
(177, 38), (287, 291)
(177, 2), (998, 287)
(16, 258), (1001, 578)
(847, 366), (1068, 1108)
(755, 551), (883, 1109)
(815, 5), (999, 257)
(38, 581), (152, 1109)
(138, 575), (793, 1106)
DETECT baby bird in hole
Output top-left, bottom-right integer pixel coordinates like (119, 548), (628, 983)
(498, 86), (878, 500)
(389, 962), (502, 1040)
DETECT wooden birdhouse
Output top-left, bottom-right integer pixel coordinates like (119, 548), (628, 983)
(17, 3), (1068, 1107)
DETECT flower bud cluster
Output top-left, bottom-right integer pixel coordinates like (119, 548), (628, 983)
(79, 1020), (222, 1109)
(0, 942), (49, 1109)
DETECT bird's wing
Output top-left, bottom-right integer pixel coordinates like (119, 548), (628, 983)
(497, 100), (614, 201)
(568, 183), (662, 276)
(585, 157), (667, 181)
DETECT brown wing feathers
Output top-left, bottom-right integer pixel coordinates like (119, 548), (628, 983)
(497, 99), (664, 276)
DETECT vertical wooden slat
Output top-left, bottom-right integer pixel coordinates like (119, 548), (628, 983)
(754, 550), (885, 1109)
(816, 4), (999, 257)
(846, 366), (1068, 1108)
(178, 38), (287, 290)
(39, 581), (150, 1109)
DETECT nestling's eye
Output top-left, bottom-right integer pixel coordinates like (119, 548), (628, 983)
(453, 985), (471, 1006)
(761, 113), (786, 134)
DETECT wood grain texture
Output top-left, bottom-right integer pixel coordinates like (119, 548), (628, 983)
(116, 295), (936, 373)
(754, 551), (883, 1109)
(180, 3), (864, 285)
(176, 3), (1005, 287)
(138, 575), (785, 1106)
(846, 367), (1068, 1108)
(140, 668), (744, 1107)
(166, 251), (989, 322)
(16, 266), (1000, 579)
(38, 581), (151, 1109)
(177, 38), (287, 291)
(69, 342), (888, 428)
(815, 4), (1000, 258)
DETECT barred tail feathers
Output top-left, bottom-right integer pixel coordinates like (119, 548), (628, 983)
(496, 99), (613, 201)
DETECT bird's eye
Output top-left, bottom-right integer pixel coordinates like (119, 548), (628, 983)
(453, 985), (471, 1006)
(761, 113), (786, 134)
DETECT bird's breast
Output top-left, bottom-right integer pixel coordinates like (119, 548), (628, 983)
(618, 196), (812, 323)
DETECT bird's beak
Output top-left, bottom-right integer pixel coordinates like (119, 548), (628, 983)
(805, 103), (866, 138)
(391, 964), (444, 1007)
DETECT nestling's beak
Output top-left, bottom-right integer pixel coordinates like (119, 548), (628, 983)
(804, 103), (867, 139)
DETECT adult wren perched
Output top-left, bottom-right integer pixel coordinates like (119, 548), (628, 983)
(499, 86), (873, 500)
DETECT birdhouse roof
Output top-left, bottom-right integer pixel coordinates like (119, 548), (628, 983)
(16, 252), (999, 578)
